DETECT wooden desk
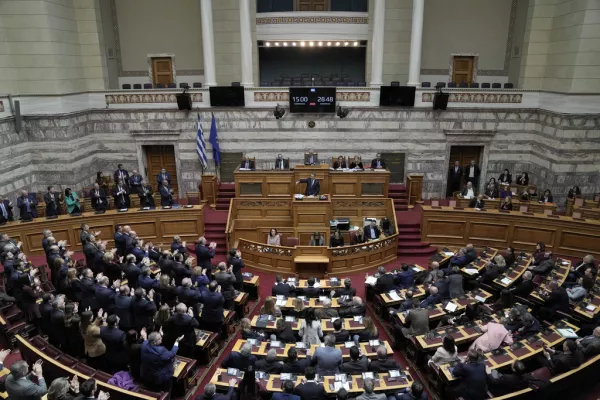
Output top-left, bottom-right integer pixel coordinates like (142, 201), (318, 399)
(234, 166), (390, 198)
(294, 254), (330, 277)
(566, 197), (600, 216)
(0, 206), (204, 256)
(493, 255), (532, 289)
(243, 274), (260, 300)
(530, 259), (571, 302)
(455, 197), (556, 214)
(250, 316), (365, 332)
(421, 206), (600, 258)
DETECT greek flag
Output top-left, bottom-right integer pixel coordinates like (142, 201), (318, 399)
(196, 113), (208, 169)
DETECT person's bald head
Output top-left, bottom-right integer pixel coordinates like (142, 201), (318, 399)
(175, 303), (187, 314)
(594, 327), (600, 337)
(429, 286), (438, 295)
(431, 261), (439, 270)
(522, 271), (532, 281)
(466, 244), (473, 250)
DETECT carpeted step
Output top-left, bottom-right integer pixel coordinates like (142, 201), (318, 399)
(397, 228), (421, 234)
(218, 183), (235, 190)
(397, 241), (431, 248)
(215, 205), (230, 211)
(204, 226), (226, 233)
(397, 234), (422, 241)
(397, 222), (421, 228)
(397, 247), (438, 256)
(216, 198), (232, 204)
(395, 207), (409, 212)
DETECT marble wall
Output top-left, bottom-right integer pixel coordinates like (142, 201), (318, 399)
(1, 108), (598, 212)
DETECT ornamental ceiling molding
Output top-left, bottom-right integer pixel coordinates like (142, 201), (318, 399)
(420, 0), (517, 77)
(256, 16), (368, 25)
(105, 93), (203, 105)
(110, 0), (203, 78)
(422, 92), (522, 104)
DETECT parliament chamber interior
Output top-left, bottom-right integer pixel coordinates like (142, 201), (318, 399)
(0, 0), (600, 399)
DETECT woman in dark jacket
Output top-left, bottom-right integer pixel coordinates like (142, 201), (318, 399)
(567, 186), (581, 199)
(64, 302), (84, 358)
(540, 189), (554, 203)
(532, 242), (550, 265)
(330, 230), (345, 248)
(227, 248), (245, 290)
(516, 172), (529, 186)
(157, 274), (178, 307)
(20, 275), (42, 334)
(126, 330), (143, 381)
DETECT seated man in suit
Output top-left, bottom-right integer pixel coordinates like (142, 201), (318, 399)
(568, 255), (596, 281)
(332, 278), (357, 298)
(398, 381), (427, 400)
(469, 194), (485, 209)
(256, 348), (284, 374)
(90, 183), (108, 211)
(419, 286), (441, 307)
(578, 326), (600, 358)
(314, 298), (339, 320)
(371, 153), (386, 169)
(196, 381), (236, 400)
(16, 190), (37, 220)
(156, 168), (171, 186)
(221, 342), (257, 372)
(338, 296), (366, 317)
(128, 169), (144, 195)
(341, 345), (369, 373)
(297, 173), (320, 196)
(272, 274), (294, 296)
(294, 367), (326, 400)
(274, 153), (289, 170)
(240, 156), (255, 170)
(486, 360), (529, 397)
(333, 156), (347, 169)
(331, 318), (350, 343)
(283, 347), (312, 374)
(364, 220), (381, 241)
(537, 339), (584, 375)
(273, 380), (301, 400)
(372, 266), (395, 294)
(369, 346), (401, 372)
(394, 264), (415, 289)
(0, 195), (14, 223)
(304, 150), (319, 165)
(159, 179), (173, 207)
(114, 163), (129, 185)
(301, 277), (320, 298)
(311, 334), (343, 376)
(461, 181), (476, 199)
(357, 378), (386, 400)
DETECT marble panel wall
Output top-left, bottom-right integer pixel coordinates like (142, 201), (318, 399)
(1, 108), (598, 210)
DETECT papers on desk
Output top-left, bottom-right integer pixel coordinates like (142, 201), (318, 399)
(557, 328), (578, 339)
(276, 299), (287, 307)
(388, 291), (401, 301)
(332, 382), (350, 391)
(501, 277), (513, 285)
(362, 372), (375, 380)
(294, 194), (304, 200)
(474, 295), (487, 303)
(314, 281), (321, 288)
(445, 302), (458, 312)
(365, 276), (378, 286)
(353, 316), (363, 323)
(319, 296), (328, 302)
(443, 252), (455, 256)
(239, 168), (252, 171)
(344, 341), (355, 348)
(463, 268), (479, 275)
(270, 340), (282, 348)
(369, 339), (381, 347)
(561, 260), (569, 265)
(586, 304), (596, 311)
(280, 373), (293, 381)
(373, 169), (388, 172)
(276, 295), (286, 300)
(412, 267), (421, 273)
(331, 317), (340, 323)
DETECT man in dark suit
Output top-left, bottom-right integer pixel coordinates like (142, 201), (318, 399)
(282, 347), (312, 374)
(195, 236), (216, 269)
(200, 281), (225, 333)
(538, 339), (583, 375)
(5, 359), (47, 399)
(177, 278), (203, 315)
(255, 348), (284, 374)
(373, 266), (395, 294)
(49, 295), (66, 348)
(273, 380), (301, 400)
(486, 360), (528, 396)
(300, 277), (320, 298)
(569, 255), (596, 281)
(274, 153), (289, 170)
(156, 168), (171, 186)
(0, 195), (14, 223)
(172, 253), (191, 286)
(113, 180), (131, 209)
(310, 335), (343, 376)
(44, 185), (61, 217)
(215, 262), (237, 310)
(464, 160), (480, 188)
(95, 276), (118, 315)
(164, 303), (199, 357)
(221, 342), (257, 371)
(159, 180), (173, 207)
(539, 280), (570, 321)
(449, 350), (488, 400)
(460, 182), (477, 199)
(114, 286), (133, 331)
(449, 160), (463, 193)
(371, 153), (386, 169)
(131, 287), (157, 331)
(331, 318), (350, 343)
(123, 255), (142, 288)
(228, 248), (245, 290)
(196, 381), (237, 400)
(578, 326), (600, 357)
(294, 367), (326, 400)
(332, 278), (357, 298)
(314, 298), (339, 320)
(272, 275), (294, 296)
(114, 225), (126, 257)
(297, 173), (320, 196)
(511, 271), (535, 297)
(369, 346), (401, 372)
(394, 264), (415, 289)
(141, 331), (182, 393)
(338, 296), (366, 317)
(114, 164), (129, 185)
(469, 194), (485, 209)
(100, 314), (128, 373)
(450, 248), (470, 267)
(83, 236), (99, 271)
(364, 220), (381, 241)
(128, 169), (144, 195)
(16, 190), (37, 220)
(240, 156), (256, 170)
(341, 346), (369, 373)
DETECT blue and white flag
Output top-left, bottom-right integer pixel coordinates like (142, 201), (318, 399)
(196, 113), (208, 169)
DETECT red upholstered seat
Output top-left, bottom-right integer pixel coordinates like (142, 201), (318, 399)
(286, 237), (299, 247)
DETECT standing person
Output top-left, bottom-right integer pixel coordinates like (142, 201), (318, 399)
(156, 168), (171, 186)
(17, 190), (38, 220)
(139, 183), (155, 208)
(196, 236), (216, 269)
(80, 309), (107, 370)
(227, 248), (245, 291)
(114, 164), (129, 185)
(140, 330), (183, 393)
(448, 349), (488, 400)
(449, 161), (463, 194)
(44, 185), (62, 217)
(0, 195), (14, 223)
(464, 160), (480, 188)
(199, 281), (225, 333)
(299, 309), (323, 344)
(5, 358), (47, 400)
(310, 335), (342, 376)
(90, 183), (108, 211)
(128, 169), (144, 195)
(112, 180), (130, 209)
(100, 314), (128, 373)
(159, 180), (173, 207)
(297, 173), (320, 196)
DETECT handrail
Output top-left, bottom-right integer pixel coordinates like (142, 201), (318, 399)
(238, 234), (397, 253)
(224, 197), (235, 250)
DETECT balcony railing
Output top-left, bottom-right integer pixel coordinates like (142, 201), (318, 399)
(257, 0), (368, 13)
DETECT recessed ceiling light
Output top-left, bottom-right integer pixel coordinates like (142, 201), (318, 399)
(292, 42), (297, 46)
(318, 41), (323, 46)
(265, 42), (270, 47)
(309, 41), (314, 47)
(344, 42), (349, 46)
(274, 42), (279, 46)
(300, 41), (305, 46)
(283, 42), (287, 46)
(327, 42), (332, 46)
(354, 42), (359, 46)
(335, 42), (341, 46)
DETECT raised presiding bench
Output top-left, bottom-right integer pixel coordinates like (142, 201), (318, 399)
(420, 206), (600, 258)
(210, 368), (414, 395)
(0, 206), (204, 256)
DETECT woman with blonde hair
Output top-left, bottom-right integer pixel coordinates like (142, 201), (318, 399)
(65, 268), (79, 302)
(80, 309), (106, 369)
(493, 254), (507, 269)
(153, 304), (171, 330)
(289, 297), (305, 318)
(241, 317), (264, 340)
(260, 296), (282, 317)
(355, 316), (378, 342)
(500, 196), (513, 211)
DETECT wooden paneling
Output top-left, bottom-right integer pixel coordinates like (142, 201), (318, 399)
(452, 56), (474, 84)
(455, 197), (557, 214)
(296, 0), (328, 11)
(201, 174), (217, 207)
(407, 174), (423, 205)
(0, 206), (204, 256)
(145, 145), (178, 193)
(421, 206), (600, 258)
(152, 57), (173, 86)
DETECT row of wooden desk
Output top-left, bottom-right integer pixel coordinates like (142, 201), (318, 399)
(454, 197), (558, 214)
(251, 316), (367, 332)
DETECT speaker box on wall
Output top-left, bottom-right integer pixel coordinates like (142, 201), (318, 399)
(176, 93), (192, 110)
(433, 93), (449, 110)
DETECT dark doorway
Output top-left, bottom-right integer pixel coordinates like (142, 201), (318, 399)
(381, 152), (405, 183)
(219, 152), (244, 183)
(446, 146), (484, 197)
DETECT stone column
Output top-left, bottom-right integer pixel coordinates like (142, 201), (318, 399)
(239, 0), (254, 86)
(369, 0), (386, 86)
(200, 0), (217, 87)
(407, 0), (424, 86)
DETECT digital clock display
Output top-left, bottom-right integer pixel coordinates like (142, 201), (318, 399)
(289, 87), (336, 113)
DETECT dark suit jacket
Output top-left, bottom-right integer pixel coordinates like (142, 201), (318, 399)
(371, 158), (386, 169)
(255, 359), (283, 374)
(112, 186), (130, 207)
(272, 393), (301, 400)
(574, 260), (597, 277)
(512, 279), (535, 297)
(123, 263), (142, 288)
(374, 274), (395, 294)
(333, 161), (347, 169)
(301, 286), (320, 298)
(294, 381), (326, 400)
(164, 313), (199, 353)
(469, 199), (485, 209)
(195, 386), (235, 400)
(100, 326), (127, 368)
(95, 285), (116, 314)
(580, 336), (600, 357)
(299, 178), (320, 196)
(240, 160), (256, 170)
(221, 352), (256, 372)
(172, 262), (192, 286)
(274, 158), (289, 169)
(498, 173), (512, 184)
(156, 172), (172, 185)
(464, 164), (480, 181)
(272, 282), (294, 297)
(332, 329), (350, 343)
(5, 373), (48, 400)
(450, 165), (463, 182)
(140, 341), (177, 385)
(196, 244), (215, 269)
(17, 195), (37, 219)
(200, 291), (225, 323)
(90, 189), (108, 210)
(44, 192), (61, 216)
(282, 357), (312, 374)
(547, 350), (583, 374)
(0, 199), (14, 223)
(369, 358), (400, 372)
(114, 294), (133, 330)
(341, 356), (369, 373)
(114, 169), (129, 184)
(452, 361), (487, 400)
(364, 225), (381, 240)
(159, 185), (173, 207)
(487, 370), (528, 396)
(131, 296), (157, 331)
(543, 287), (570, 313)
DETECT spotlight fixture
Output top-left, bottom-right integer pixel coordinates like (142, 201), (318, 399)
(335, 42), (341, 46)
(283, 42), (288, 46)
(266, 42), (271, 47)
(354, 42), (359, 46)
(292, 42), (297, 46)
(300, 41), (306, 46)
(344, 42), (349, 46)
(274, 42), (279, 46)
(273, 104), (286, 120)
(336, 106), (349, 119)
(318, 41), (323, 46)
(327, 42), (332, 46)
(309, 41), (314, 47)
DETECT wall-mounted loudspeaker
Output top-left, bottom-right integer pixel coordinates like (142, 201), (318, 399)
(176, 93), (192, 110)
(14, 100), (22, 133)
(433, 93), (449, 110)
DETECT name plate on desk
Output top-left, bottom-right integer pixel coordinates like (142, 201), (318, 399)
(239, 183), (262, 195)
(361, 183), (384, 196)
